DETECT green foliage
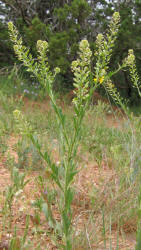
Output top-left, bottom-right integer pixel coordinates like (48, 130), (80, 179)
(0, 21), (14, 67)
(48, 31), (70, 74)
(47, 0), (91, 74)
(23, 17), (48, 55)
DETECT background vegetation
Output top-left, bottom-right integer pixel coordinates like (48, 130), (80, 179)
(0, 0), (141, 104)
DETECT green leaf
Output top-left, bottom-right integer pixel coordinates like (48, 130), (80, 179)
(67, 171), (78, 187)
(62, 210), (71, 237)
(51, 164), (63, 191)
(44, 151), (51, 165)
(65, 188), (74, 211)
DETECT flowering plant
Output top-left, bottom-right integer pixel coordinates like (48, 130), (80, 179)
(8, 12), (141, 248)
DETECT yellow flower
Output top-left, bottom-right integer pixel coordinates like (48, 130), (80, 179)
(99, 76), (104, 84)
(94, 76), (104, 84)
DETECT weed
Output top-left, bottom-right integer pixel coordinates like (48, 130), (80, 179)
(7, 11), (141, 249)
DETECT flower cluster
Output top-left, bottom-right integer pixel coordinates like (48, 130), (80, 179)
(126, 49), (135, 66)
(94, 12), (120, 86)
(94, 69), (106, 85)
(105, 80), (125, 108)
(8, 22), (60, 91)
(37, 40), (49, 55)
(71, 40), (92, 108)
(109, 12), (120, 39)
(126, 49), (141, 97)
(8, 22), (36, 74)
